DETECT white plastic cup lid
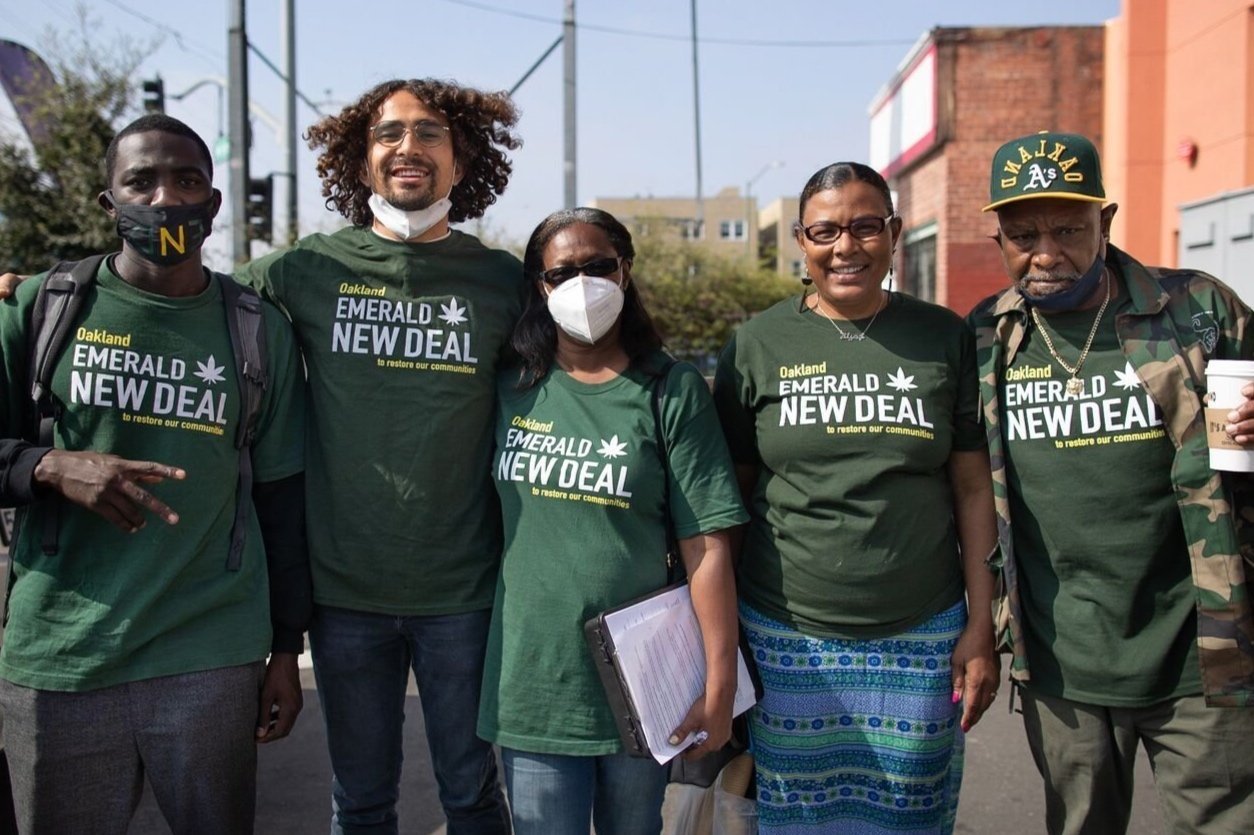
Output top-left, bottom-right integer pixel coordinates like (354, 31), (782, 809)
(1206, 360), (1254, 377)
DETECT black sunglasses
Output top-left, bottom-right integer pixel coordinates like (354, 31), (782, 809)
(538, 256), (624, 286)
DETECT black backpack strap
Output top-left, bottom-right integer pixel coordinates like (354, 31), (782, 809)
(28, 254), (108, 555)
(650, 358), (680, 582)
(218, 274), (269, 571)
(30, 255), (107, 433)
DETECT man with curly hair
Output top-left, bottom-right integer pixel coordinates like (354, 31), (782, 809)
(233, 78), (523, 834)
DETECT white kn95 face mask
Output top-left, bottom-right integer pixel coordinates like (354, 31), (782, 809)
(545, 275), (625, 344)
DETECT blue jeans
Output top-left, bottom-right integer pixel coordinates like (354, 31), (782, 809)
(309, 605), (509, 835)
(501, 748), (668, 835)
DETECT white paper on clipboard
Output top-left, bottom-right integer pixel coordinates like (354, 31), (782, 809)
(602, 584), (757, 764)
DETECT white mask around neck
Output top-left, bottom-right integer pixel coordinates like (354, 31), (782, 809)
(368, 185), (453, 241)
(546, 275), (625, 344)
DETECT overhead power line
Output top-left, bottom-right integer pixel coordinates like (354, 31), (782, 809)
(100, 0), (221, 68)
(100, 0), (324, 118)
(247, 42), (324, 116)
(437, 0), (917, 48)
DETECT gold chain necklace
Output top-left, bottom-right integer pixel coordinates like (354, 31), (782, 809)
(812, 291), (887, 342)
(1029, 276), (1111, 396)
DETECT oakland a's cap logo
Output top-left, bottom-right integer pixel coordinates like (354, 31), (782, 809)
(983, 131), (1105, 212)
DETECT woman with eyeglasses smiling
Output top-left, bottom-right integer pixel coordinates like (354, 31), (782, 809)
(712, 162), (999, 834)
(476, 207), (747, 834)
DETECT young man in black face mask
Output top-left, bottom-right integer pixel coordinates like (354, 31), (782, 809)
(0, 114), (310, 834)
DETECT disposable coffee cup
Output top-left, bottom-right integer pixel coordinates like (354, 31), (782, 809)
(1204, 359), (1254, 472)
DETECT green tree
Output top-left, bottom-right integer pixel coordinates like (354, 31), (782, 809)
(632, 233), (796, 371)
(0, 11), (155, 273)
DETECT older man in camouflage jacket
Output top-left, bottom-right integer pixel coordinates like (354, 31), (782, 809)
(967, 131), (1254, 835)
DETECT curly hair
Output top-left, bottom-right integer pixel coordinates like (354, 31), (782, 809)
(305, 78), (522, 226)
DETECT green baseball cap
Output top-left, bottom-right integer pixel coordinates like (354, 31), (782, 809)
(983, 131), (1105, 212)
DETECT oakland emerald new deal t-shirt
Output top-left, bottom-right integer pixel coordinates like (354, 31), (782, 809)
(0, 259), (305, 691)
(477, 356), (747, 754)
(714, 292), (985, 639)
(237, 227), (525, 615)
(1003, 296), (1200, 706)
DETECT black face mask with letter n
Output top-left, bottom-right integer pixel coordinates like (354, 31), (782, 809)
(104, 191), (214, 267)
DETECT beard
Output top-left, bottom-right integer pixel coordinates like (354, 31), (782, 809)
(381, 183), (438, 212)
(1017, 270), (1080, 300)
(374, 159), (439, 211)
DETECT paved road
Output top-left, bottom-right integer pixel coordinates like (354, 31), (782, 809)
(124, 663), (1165, 834)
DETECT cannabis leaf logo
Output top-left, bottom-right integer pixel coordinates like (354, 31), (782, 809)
(597, 435), (628, 459)
(1112, 361), (1142, 391)
(886, 367), (917, 392)
(439, 298), (468, 326)
(193, 355), (226, 386)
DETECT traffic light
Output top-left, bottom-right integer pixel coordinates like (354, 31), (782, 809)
(141, 77), (165, 113)
(246, 175), (274, 244)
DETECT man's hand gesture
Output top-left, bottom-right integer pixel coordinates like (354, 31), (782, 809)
(33, 450), (184, 532)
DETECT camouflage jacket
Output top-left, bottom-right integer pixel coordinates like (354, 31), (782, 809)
(968, 244), (1254, 707)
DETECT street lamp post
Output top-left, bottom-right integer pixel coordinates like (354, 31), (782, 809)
(745, 160), (784, 263)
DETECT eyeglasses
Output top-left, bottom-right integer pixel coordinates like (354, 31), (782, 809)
(369, 120), (451, 148)
(539, 256), (624, 286)
(798, 215), (894, 244)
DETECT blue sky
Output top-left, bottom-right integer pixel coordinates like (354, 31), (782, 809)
(0, 0), (1119, 262)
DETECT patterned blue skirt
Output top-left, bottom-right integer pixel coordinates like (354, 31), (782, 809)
(741, 600), (967, 834)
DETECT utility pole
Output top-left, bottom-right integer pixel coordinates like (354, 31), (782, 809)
(746, 160), (784, 262)
(690, 0), (704, 235)
(228, 0), (251, 264)
(562, 0), (576, 209)
(281, 0), (298, 246)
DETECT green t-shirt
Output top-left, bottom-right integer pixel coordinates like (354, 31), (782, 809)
(1004, 298), (1200, 706)
(477, 357), (748, 754)
(0, 260), (305, 692)
(713, 293), (984, 639)
(236, 227), (525, 615)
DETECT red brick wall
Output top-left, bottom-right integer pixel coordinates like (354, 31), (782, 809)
(948, 242), (1010, 314)
(890, 26), (1105, 315)
(895, 152), (946, 299)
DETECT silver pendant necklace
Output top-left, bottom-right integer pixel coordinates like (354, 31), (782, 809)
(812, 291), (887, 341)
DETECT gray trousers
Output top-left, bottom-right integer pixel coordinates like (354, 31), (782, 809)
(1020, 687), (1254, 835)
(0, 662), (264, 835)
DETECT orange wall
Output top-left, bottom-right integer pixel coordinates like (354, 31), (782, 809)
(1103, 1), (1164, 262)
(1105, 0), (1254, 266)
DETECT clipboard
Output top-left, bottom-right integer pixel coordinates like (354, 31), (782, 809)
(584, 582), (760, 763)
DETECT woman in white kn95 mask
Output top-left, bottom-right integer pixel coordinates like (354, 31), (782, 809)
(477, 208), (748, 835)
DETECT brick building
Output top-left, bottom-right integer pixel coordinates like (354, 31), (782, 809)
(870, 27), (1106, 314)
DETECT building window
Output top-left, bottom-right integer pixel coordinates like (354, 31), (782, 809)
(791, 259), (805, 279)
(681, 219), (704, 240)
(902, 222), (937, 303)
(720, 219), (746, 241)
